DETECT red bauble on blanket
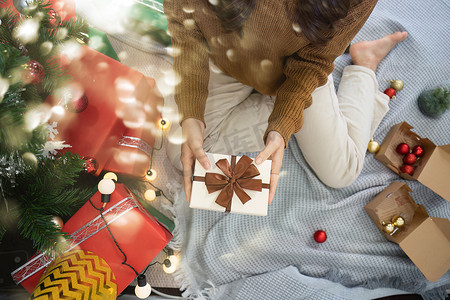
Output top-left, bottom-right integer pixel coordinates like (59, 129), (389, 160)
(314, 230), (327, 243)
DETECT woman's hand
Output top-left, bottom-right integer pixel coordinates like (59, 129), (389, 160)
(255, 131), (285, 204)
(181, 118), (211, 202)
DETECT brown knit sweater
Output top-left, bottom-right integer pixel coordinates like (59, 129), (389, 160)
(164, 0), (378, 146)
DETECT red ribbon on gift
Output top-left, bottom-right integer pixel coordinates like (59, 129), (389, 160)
(194, 155), (269, 212)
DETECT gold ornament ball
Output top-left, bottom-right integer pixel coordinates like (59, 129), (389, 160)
(51, 216), (64, 229)
(390, 80), (404, 92)
(392, 216), (405, 228)
(367, 139), (380, 153)
(383, 223), (395, 234)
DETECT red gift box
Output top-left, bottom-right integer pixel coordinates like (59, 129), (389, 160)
(11, 183), (173, 294)
(47, 45), (163, 177)
(0, 0), (76, 21)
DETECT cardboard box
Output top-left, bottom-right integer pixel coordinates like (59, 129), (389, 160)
(47, 45), (163, 177)
(375, 122), (450, 202)
(365, 182), (450, 282)
(190, 153), (271, 216)
(11, 183), (173, 294)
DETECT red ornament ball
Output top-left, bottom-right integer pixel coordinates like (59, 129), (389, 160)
(384, 88), (397, 99)
(395, 143), (410, 155)
(314, 230), (327, 243)
(65, 94), (89, 113)
(400, 164), (415, 176)
(45, 9), (61, 28)
(83, 157), (98, 174)
(23, 60), (45, 84)
(403, 153), (417, 165)
(412, 145), (425, 157)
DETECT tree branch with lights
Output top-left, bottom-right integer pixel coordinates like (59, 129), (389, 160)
(0, 0), (93, 255)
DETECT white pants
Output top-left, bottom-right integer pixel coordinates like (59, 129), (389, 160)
(166, 64), (389, 188)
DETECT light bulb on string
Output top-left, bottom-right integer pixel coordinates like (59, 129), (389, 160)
(158, 118), (170, 130)
(144, 189), (161, 202)
(145, 169), (157, 181)
(135, 274), (151, 299)
(103, 172), (118, 182)
(162, 258), (176, 274)
(168, 254), (179, 267)
(166, 248), (179, 267)
(98, 178), (115, 207)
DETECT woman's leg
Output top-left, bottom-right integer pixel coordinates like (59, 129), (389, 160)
(294, 32), (408, 188)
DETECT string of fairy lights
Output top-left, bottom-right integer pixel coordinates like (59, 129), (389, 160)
(97, 117), (183, 299)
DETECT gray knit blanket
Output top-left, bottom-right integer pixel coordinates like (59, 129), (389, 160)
(170, 0), (450, 299)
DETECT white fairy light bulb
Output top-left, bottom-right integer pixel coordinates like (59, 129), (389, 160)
(135, 275), (151, 299)
(144, 189), (156, 201)
(103, 172), (118, 182)
(98, 178), (115, 194)
(168, 254), (179, 267)
(158, 118), (170, 129)
(145, 169), (157, 181)
(163, 258), (176, 274)
(98, 178), (115, 205)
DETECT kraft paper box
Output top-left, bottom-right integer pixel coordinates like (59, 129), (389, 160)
(365, 182), (450, 282)
(46, 45), (163, 177)
(375, 122), (450, 202)
(190, 153), (271, 216)
(11, 183), (173, 294)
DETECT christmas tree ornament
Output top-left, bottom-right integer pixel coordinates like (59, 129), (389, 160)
(135, 275), (151, 299)
(145, 169), (157, 181)
(103, 172), (118, 181)
(45, 8), (61, 28)
(400, 164), (415, 176)
(417, 86), (450, 118)
(384, 88), (397, 99)
(18, 43), (28, 56)
(390, 79), (404, 92)
(30, 249), (117, 300)
(392, 216), (405, 228)
(313, 230), (327, 243)
(64, 93), (89, 113)
(51, 215), (64, 229)
(403, 153), (417, 165)
(367, 138), (380, 153)
(83, 157), (98, 174)
(412, 145), (425, 157)
(396, 143), (410, 155)
(12, 0), (28, 14)
(382, 222), (395, 234)
(23, 60), (45, 84)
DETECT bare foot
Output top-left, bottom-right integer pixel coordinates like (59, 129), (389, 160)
(350, 32), (408, 72)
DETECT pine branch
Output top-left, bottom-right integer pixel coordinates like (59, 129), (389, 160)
(0, 8), (18, 44)
(11, 152), (93, 253)
(17, 208), (67, 255)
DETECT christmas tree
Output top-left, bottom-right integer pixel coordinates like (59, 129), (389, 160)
(0, 0), (93, 255)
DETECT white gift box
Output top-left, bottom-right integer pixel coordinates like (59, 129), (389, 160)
(190, 153), (271, 216)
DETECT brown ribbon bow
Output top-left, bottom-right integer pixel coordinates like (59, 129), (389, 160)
(194, 155), (269, 212)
